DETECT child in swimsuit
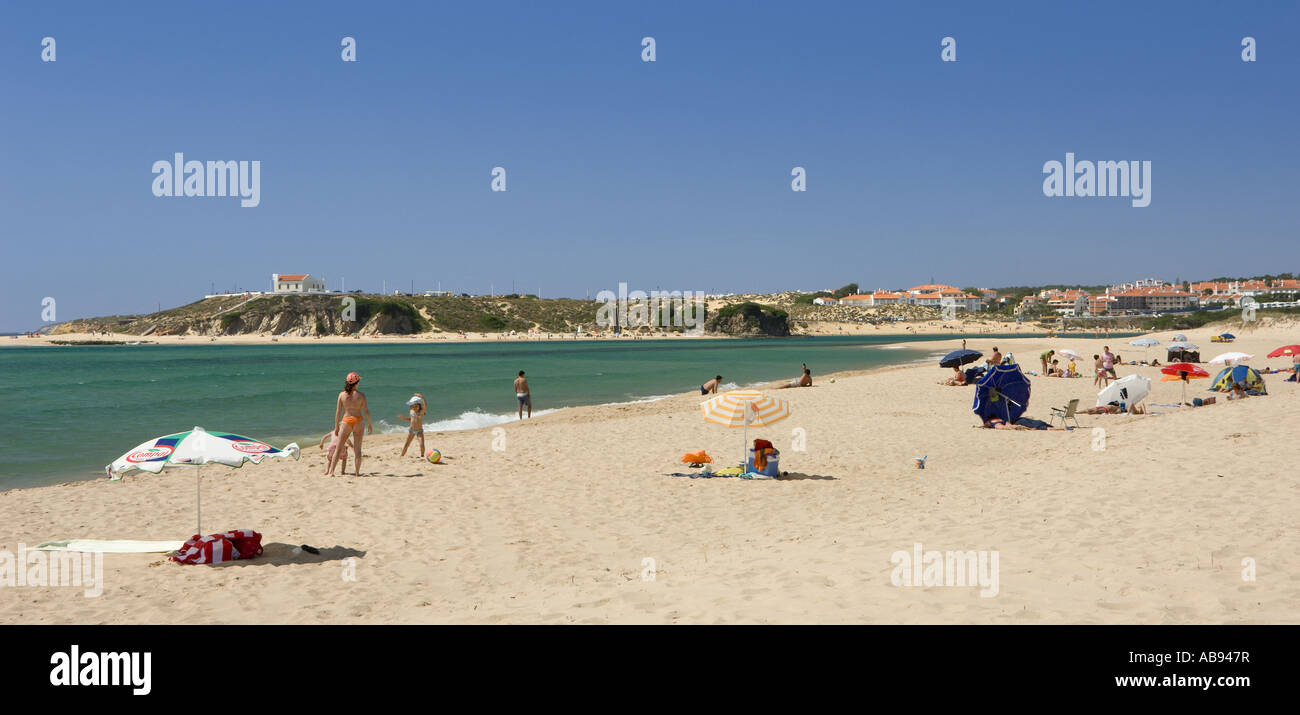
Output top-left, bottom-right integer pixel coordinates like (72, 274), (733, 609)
(319, 431), (348, 472)
(399, 394), (427, 457)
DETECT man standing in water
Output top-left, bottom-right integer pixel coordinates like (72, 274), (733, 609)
(514, 370), (531, 419)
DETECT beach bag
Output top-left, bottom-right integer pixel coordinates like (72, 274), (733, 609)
(170, 529), (263, 565)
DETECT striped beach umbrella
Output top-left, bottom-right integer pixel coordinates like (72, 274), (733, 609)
(107, 427), (300, 537)
(701, 390), (790, 465)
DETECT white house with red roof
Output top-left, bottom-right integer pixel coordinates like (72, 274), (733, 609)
(271, 273), (326, 293)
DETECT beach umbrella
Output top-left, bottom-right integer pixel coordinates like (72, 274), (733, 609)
(107, 427), (300, 536)
(939, 349), (982, 368)
(1167, 341), (1199, 350)
(1160, 363), (1210, 403)
(1218, 333), (1236, 341)
(701, 391), (790, 465)
(1096, 374), (1151, 409)
(1208, 351), (1253, 365)
(1266, 345), (1300, 359)
(972, 364), (1031, 423)
(1160, 363), (1209, 378)
(1129, 336), (1160, 358)
(1172, 333), (1188, 342)
(1056, 348), (1083, 361)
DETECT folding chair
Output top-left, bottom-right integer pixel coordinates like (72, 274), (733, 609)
(1049, 398), (1080, 428)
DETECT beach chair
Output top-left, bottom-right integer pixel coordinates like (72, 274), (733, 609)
(1049, 398), (1080, 428)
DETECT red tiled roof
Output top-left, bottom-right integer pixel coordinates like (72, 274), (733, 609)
(277, 274), (309, 281)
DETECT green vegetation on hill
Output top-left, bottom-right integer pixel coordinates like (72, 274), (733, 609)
(706, 302), (791, 336)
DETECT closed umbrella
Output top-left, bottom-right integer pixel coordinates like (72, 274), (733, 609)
(107, 427), (301, 536)
(701, 391), (791, 465)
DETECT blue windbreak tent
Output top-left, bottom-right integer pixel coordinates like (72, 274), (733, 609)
(1210, 365), (1266, 393)
(973, 364), (1032, 422)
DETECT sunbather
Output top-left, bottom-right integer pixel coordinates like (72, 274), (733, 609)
(940, 366), (966, 386)
(982, 416), (1065, 430)
(778, 367), (813, 388)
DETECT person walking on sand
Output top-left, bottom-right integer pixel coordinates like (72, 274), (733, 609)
(1102, 346), (1117, 380)
(1093, 354), (1108, 388)
(514, 371), (531, 419)
(700, 375), (723, 395)
(398, 393), (427, 457)
(328, 372), (371, 476)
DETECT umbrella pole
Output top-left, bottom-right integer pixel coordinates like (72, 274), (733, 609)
(196, 466), (202, 537)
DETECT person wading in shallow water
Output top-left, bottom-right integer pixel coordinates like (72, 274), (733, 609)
(514, 370), (531, 419)
(328, 371), (371, 476)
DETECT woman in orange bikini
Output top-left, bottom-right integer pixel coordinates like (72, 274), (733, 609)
(327, 371), (372, 476)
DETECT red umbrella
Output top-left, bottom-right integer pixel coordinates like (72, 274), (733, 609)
(1161, 363), (1208, 378)
(1161, 363), (1209, 404)
(1266, 345), (1300, 359)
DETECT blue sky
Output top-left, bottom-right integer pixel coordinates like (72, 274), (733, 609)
(2, 1), (1297, 331)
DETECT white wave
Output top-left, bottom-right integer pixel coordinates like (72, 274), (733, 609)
(877, 345), (909, 350)
(375, 408), (562, 434)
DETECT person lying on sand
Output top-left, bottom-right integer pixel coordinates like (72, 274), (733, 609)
(939, 366), (967, 386)
(778, 368), (813, 388)
(982, 416), (1065, 430)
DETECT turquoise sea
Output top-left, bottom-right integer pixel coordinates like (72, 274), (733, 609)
(0, 333), (1132, 489)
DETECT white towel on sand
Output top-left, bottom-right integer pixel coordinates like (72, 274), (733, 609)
(34, 539), (184, 553)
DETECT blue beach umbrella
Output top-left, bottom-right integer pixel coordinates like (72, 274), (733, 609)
(939, 349), (982, 368)
(973, 364), (1032, 423)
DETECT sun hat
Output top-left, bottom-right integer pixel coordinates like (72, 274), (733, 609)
(346, 372), (361, 384)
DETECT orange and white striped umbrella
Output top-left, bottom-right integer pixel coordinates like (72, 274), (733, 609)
(700, 390), (790, 427)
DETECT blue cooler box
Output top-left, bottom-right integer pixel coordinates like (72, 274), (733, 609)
(746, 448), (781, 477)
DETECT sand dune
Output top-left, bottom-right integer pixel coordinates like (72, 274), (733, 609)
(2, 324), (1296, 624)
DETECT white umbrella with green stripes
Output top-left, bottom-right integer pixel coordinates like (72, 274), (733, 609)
(107, 427), (300, 536)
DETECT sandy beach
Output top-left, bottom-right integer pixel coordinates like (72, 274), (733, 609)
(2, 320), (1296, 624)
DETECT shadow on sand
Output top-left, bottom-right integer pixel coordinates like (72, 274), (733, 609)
(212, 542), (366, 567)
(776, 472), (838, 481)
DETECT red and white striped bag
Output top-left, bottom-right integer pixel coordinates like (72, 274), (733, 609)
(169, 529), (263, 565)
